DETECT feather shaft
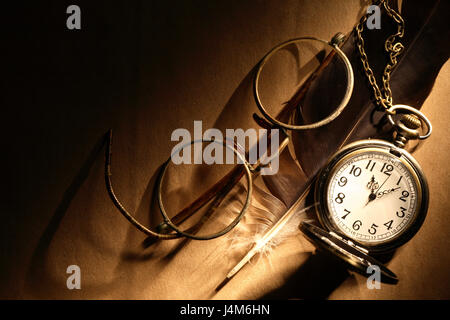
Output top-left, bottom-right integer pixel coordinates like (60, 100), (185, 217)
(225, 181), (313, 280)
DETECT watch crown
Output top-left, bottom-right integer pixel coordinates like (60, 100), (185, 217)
(400, 114), (421, 130)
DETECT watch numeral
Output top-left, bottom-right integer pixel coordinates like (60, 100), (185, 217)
(338, 176), (347, 187)
(399, 190), (410, 202)
(380, 163), (394, 176)
(396, 206), (407, 218)
(396, 176), (403, 186)
(368, 223), (379, 235)
(349, 165), (362, 177)
(384, 220), (393, 230)
(352, 220), (362, 231)
(335, 193), (345, 204)
(341, 209), (351, 220)
(366, 160), (376, 172)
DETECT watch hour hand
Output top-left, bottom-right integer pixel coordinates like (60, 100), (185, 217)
(364, 191), (377, 207)
(364, 175), (378, 207)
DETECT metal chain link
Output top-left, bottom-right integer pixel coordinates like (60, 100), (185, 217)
(356, 0), (405, 114)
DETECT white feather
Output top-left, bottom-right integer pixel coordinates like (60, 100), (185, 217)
(224, 182), (316, 274)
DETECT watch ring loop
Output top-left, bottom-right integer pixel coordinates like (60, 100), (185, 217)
(386, 104), (432, 140)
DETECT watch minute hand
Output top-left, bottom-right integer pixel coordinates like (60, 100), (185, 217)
(377, 186), (401, 199)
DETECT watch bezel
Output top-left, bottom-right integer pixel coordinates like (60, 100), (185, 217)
(315, 139), (429, 253)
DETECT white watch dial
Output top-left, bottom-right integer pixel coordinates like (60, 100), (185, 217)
(327, 150), (419, 245)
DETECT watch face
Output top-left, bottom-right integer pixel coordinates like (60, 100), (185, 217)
(316, 141), (428, 251)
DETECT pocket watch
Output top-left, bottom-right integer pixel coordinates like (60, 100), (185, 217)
(314, 135), (429, 254)
(300, 105), (431, 283)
